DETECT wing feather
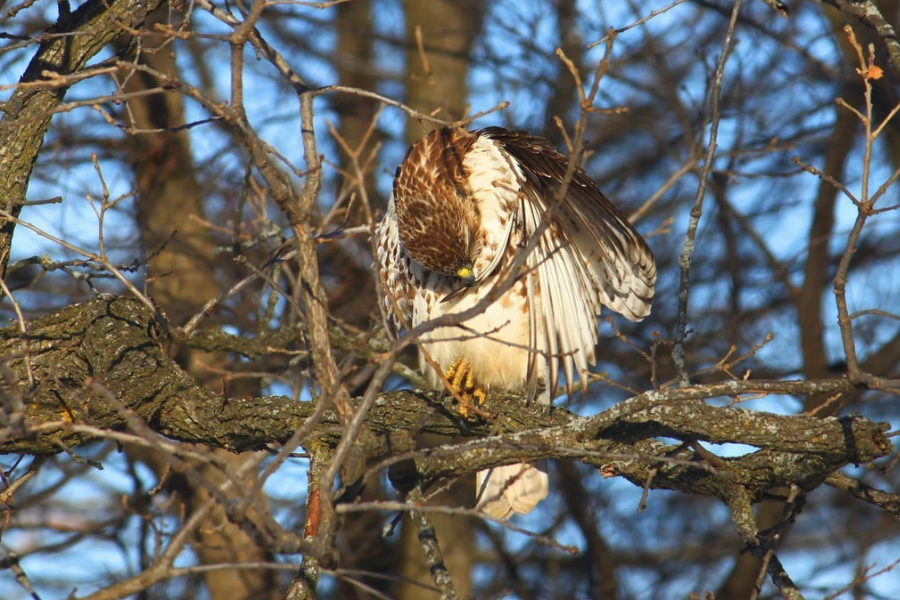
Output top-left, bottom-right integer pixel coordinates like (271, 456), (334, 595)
(519, 194), (559, 400)
(479, 127), (657, 398)
(480, 127), (655, 315)
(464, 136), (518, 281)
(375, 199), (414, 331)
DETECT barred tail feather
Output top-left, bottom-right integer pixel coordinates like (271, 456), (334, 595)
(476, 463), (549, 520)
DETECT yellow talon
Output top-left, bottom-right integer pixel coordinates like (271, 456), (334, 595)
(474, 387), (487, 407)
(458, 402), (470, 420)
(443, 356), (487, 419)
(445, 356), (463, 384)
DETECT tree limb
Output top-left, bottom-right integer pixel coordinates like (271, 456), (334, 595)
(0, 296), (891, 512)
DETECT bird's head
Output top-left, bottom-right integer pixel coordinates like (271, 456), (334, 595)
(392, 128), (482, 286)
(395, 195), (481, 285)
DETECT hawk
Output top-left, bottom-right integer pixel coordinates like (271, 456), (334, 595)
(375, 126), (656, 519)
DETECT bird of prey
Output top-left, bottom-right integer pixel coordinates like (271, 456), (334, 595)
(375, 126), (656, 519)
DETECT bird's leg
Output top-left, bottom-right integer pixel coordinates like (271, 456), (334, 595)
(444, 356), (487, 419)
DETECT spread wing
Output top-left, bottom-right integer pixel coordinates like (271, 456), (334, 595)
(478, 127), (657, 397)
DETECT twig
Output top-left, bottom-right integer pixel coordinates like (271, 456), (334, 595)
(0, 457), (42, 505)
(690, 333), (774, 380)
(791, 156), (860, 207)
(749, 486), (801, 600)
(310, 85), (508, 127)
(756, 0), (789, 18)
(672, 0), (743, 386)
(725, 486), (806, 600)
(831, 26), (896, 385)
(822, 0), (900, 75)
(628, 155), (699, 223)
(0, 210), (171, 336)
(325, 106), (384, 225)
(849, 308), (900, 322)
(587, 0), (689, 49)
(825, 472), (900, 518)
(821, 554), (900, 600)
(337, 501), (578, 554)
(0, 551), (44, 600)
(405, 487), (459, 600)
(73, 456), (272, 600)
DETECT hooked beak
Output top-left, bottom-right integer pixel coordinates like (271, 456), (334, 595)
(441, 265), (477, 303)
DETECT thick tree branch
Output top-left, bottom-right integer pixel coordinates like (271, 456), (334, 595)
(0, 296), (892, 512)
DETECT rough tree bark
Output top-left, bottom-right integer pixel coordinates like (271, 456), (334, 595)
(0, 296), (891, 512)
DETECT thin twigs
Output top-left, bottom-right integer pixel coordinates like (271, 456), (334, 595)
(831, 26), (900, 385)
(726, 487), (806, 600)
(310, 86), (509, 127)
(628, 155), (699, 223)
(336, 501), (579, 554)
(275, 79), (373, 600)
(672, 0), (743, 386)
(0, 210), (171, 335)
(825, 473), (900, 518)
(74, 456), (268, 600)
(324, 106), (384, 225)
(1, 550), (44, 600)
(405, 487), (459, 600)
(749, 486), (802, 600)
(849, 309), (900, 322)
(822, 0), (900, 75)
(822, 555), (900, 600)
(587, 0), (689, 49)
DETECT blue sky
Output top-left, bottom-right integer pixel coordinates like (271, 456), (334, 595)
(2, 0), (900, 598)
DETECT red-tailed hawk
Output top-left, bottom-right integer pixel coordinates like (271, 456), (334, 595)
(376, 126), (656, 519)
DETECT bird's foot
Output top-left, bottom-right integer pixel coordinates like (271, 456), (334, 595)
(445, 356), (488, 419)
